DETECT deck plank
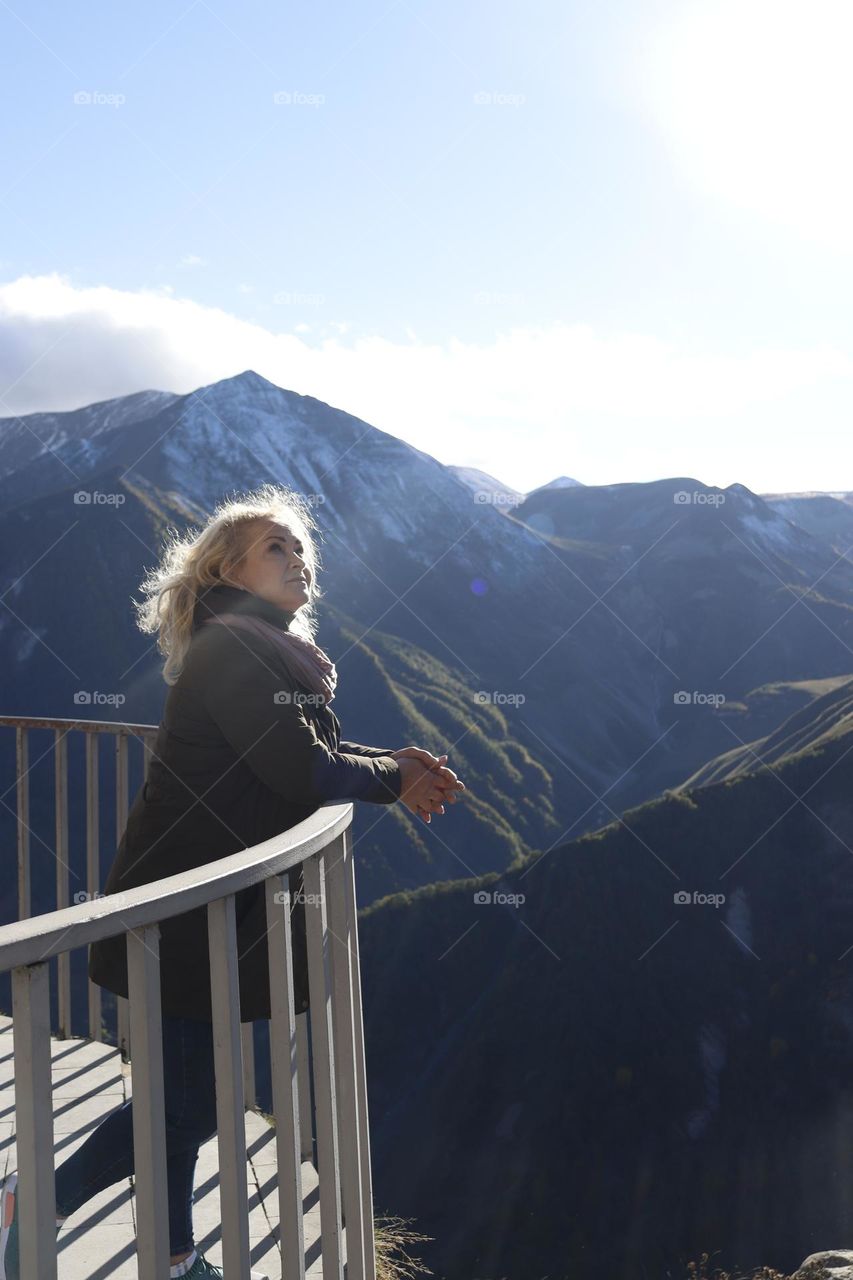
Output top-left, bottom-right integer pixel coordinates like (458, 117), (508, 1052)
(0, 1014), (340, 1278)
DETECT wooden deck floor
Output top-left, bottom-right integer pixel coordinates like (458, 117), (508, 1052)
(0, 1014), (337, 1278)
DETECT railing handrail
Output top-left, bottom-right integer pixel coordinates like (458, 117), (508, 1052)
(0, 713), (157, 735)
(0, 798), (353, 972)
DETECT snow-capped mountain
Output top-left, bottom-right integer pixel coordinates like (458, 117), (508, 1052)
(3, 369), (853, 904)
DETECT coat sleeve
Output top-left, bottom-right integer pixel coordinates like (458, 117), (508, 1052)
(337, 739), (397, 758)
(197, 628), (403, 806)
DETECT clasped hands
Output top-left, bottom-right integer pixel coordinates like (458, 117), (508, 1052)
(389, 747), (466, 823)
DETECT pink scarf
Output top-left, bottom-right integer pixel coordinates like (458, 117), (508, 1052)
(203, 612), (338, 706)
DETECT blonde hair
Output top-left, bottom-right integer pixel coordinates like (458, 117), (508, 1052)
(134, 483), (325, 686)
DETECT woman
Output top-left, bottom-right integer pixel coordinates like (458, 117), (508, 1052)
(0, 484), (464, 1280)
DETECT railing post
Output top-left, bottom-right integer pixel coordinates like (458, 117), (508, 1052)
(303, 850), (345, 1280)
(242, 1023), (256, 1110)
(54, 728), (70, 1038)
(208, 893), (252, 1279)
(115, 731), (130, 1061)
(11, 961), (58, 1279)
(126, 923), (170, 1280)
(326, 828), (371, 1280)
(265, 873), (307, 1280)
(343, 824), (378, 1280)
(16, 726), (30, 921)
(86, 731), (102, 1041)
(296, 1013), (313, 1162)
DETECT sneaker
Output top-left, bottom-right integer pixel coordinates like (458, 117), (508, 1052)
(0, 1173), (63, 1280)
(181, 1253), (269, 1279)
(0, 1172), (19, 1280)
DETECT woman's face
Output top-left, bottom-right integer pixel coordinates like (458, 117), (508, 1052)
(228, 520), (312, 614)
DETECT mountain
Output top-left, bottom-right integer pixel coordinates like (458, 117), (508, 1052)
(762, 490), (853, 556)
(529, 473), (585, 491)
(675, 674), (853, 789)
(446, 465), (524, 511)
(505, 476), (853, 813)
(4, 374), (853, 913)
(359, 682), (853, 1279)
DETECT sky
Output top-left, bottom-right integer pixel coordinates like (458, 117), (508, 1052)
(0, 0), (851, 495)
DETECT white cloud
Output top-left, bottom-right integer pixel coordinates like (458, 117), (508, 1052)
(0, 272), (850, 491)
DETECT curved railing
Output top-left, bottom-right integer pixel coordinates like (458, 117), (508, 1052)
(0, 715), (377, 1280)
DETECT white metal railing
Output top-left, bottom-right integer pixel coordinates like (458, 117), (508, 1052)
(0, 715), (377, 1280)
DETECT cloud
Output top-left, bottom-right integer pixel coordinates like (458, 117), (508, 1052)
(0, 272), (850, 491)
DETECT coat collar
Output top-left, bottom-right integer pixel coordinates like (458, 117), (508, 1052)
(192, 582), (297, 633)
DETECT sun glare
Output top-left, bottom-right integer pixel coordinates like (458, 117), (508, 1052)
(640, 0), (853, 249)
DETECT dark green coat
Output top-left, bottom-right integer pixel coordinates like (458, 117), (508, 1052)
(88, 583), (402, 1022)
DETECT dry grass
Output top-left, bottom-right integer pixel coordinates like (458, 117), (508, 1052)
(374, 1214), (434, 1279)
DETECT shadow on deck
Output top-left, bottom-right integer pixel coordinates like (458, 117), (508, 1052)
(0, 1015), (337, 1279)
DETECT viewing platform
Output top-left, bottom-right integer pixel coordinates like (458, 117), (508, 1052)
(0, 715), (373, 1279)
(0, 1013), (333, 1278)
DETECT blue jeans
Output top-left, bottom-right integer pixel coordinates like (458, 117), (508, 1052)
(54, 1013), (219, 1255)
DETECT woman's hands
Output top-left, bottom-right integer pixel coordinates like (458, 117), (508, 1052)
(391, 747), (466, 823)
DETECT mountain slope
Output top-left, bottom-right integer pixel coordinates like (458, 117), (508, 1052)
(675, 674), (853, 789)
(359, 716), (853, 1280)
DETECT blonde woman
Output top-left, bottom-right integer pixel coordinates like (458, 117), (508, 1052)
(0, 483), (464, 1280)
